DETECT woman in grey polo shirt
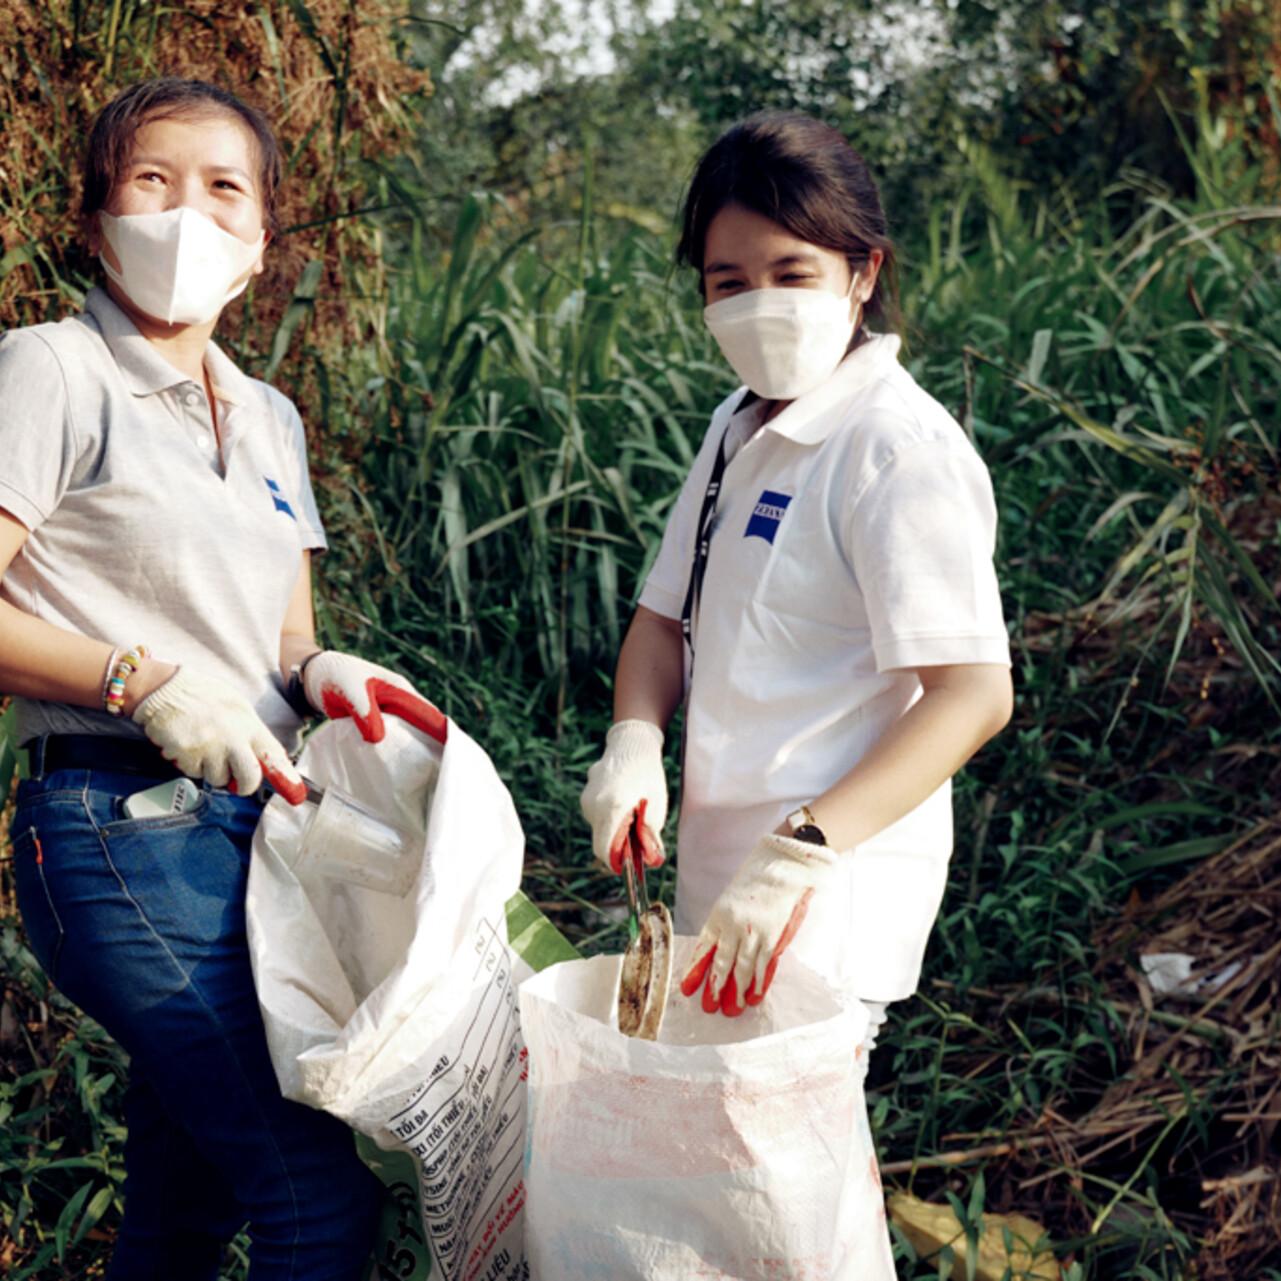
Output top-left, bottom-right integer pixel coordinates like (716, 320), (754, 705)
(0, 79), (437, 1279)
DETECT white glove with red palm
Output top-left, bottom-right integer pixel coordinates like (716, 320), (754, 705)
(133, 667), (306, 804)
(302, 651), (445, 745)
(680, 832), (838, 1016)
(579, 719), (667, 872)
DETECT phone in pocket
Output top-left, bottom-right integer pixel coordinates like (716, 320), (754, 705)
(123, 777), (202, 819)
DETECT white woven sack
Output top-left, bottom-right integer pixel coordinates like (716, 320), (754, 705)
(518, 939), (894, 1281)
(247, 715), (529, 1281)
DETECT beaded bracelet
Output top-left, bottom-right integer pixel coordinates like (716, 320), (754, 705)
(99, 646), (121, 708)
(105, 644), (150, 717)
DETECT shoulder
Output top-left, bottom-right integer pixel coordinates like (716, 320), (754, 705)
(855, 360), (966, 451)
(0, 317), (112, 450)
(699, 384), (750, 445)
(237, 373), (306, 445)
(258, 379), (305, 430)
(0, 312), (107, 384)
(831, 358), (986, 486)
(0, 326), (62, 386)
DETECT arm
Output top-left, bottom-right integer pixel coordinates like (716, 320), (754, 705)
(0, 505), (304, 798)
(797, 662), (1013, 850)
(685, 662), (1013, 1016)
(0, 508), (175, 713)
(279, 550), (321, 679)
(612, 604), (685, 729)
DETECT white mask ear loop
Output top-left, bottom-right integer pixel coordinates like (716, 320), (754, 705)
(846, 268), (866, 348)
(847, 261), (870, 308)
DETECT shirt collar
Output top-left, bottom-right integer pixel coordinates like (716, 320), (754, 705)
(761, 332), (903, 446)
(84, 286), (249, 407)
(202, 339), (251, 409)
(85, 287), (188, 397)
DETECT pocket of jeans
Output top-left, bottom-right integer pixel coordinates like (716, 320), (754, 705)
(10, 824), (66, 984)
(98, 787), (211, 838)
(97, 797), (248, 950)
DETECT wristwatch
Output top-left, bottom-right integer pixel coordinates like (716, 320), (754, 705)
(785, 803), (829, 847)
(285, 650), (324, 719)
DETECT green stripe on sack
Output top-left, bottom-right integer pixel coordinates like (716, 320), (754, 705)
(505, 891), (580, 972)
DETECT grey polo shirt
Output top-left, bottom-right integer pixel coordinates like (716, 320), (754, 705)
(0, 287), (327, 748)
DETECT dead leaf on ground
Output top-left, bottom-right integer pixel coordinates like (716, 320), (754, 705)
(888, 1190), (1061, 1280)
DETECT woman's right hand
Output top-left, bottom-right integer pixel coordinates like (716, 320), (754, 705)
(131, 666), (306, 803)
(579, 719), (668, 872)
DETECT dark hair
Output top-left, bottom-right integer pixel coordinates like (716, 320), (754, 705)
(676, 112), (900, 332)
(81, 79), (283, 235)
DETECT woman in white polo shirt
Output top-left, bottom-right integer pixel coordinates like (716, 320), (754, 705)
(581, 112), (1013, 1050)
(0, 79), (439, 1279)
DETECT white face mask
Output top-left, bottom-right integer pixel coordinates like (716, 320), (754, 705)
(703, 286), (858, 400)
(99, 207), (265, 326)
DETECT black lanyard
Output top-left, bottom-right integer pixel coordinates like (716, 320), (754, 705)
(676, 334), (870, 660)
(678, 419), (735, 658)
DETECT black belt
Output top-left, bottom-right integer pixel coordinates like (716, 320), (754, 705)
(31, 733), (186, 781)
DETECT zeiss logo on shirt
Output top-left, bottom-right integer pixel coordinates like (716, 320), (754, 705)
(744, 490), (792, 544)
(264, 477), (296, 520)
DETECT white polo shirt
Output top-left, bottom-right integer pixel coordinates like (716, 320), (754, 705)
(0, 287), (327, 749)
(640, 334), (1009, 1002)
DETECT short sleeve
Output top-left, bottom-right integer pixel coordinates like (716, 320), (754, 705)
(268, 387), (327, 553)
(0, 330), (76, 531)
(847, 440), (1010, 671)
(638, 418), (731, 619)
(638, 481), (700, 619)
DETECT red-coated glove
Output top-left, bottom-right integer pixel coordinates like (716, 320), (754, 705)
(250, 762), (308, 806)
(133, 666), (308, 805)
(680, 833), (838, 1017)
(301, 652), (445, 745)
(579, 720), (667, 872)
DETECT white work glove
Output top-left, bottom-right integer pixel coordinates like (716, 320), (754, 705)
(133, 667), (306, 804)
(681, 832), (838, 1017)
(302, 651), (445, 745)
(579, 719), (667, 873)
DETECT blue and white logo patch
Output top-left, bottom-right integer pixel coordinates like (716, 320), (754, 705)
(744, 489), (792, 544)
(265, 476), (296, 519)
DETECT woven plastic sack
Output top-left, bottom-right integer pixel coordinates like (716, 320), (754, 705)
(518, 939), (895, 1281)
(247, 714), (535, 1281)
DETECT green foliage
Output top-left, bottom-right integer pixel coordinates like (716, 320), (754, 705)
(316, 186), (726, 714)
(3, 30), (1280, 1276)
(0, 923), (129, 1280)
(395, 0), (1281, 246)
(0, 705), (19, 810)
(866, 145), (1277, 1277)
(910, 150), (1281, 702)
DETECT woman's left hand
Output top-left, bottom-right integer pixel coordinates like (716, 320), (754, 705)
(680, 833), (838, 1017)
(302, 651), (445, 744)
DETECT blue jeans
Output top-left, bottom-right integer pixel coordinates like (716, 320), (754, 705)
(11, 745), (383, 1281)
